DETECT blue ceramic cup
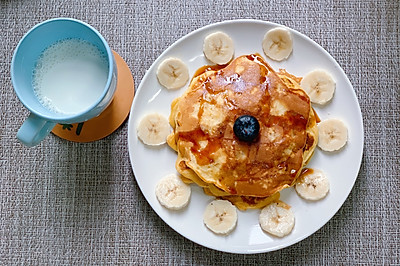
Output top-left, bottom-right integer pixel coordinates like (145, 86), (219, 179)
(11, 18), (117, 147)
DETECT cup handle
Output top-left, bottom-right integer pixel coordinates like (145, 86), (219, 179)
(17, 113), (57, 147)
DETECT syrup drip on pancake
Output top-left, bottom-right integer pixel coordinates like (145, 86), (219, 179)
(170, 54), (314, 197)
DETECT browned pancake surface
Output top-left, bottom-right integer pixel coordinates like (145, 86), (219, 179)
(171, 54), (311, 197)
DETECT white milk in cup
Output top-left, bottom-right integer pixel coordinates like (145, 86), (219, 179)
(33, 39), (109, 114)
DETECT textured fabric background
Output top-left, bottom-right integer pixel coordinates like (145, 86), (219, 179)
(0, 0), (399, 265)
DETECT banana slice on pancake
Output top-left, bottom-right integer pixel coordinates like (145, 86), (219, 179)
(295, 169), (330, 200)
(203, 199), (237, 235)
(317, 118), (348, 151)
(137, 113), (170, 146)
(157, 57), (189, 90)
(262, 27), (293, 61)
(203, 31), (234, 65)
(259, 201), (295, 237)
(155, 174), (191, 210)
(300, 70), (335, 105)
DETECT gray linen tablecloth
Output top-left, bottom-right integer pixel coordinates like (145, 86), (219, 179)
(1, 0), (399, 264)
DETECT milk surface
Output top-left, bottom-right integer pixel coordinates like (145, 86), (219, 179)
(33, 39), (108, 114)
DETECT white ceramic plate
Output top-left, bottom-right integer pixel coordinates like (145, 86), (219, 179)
(127, 20), (364, 254)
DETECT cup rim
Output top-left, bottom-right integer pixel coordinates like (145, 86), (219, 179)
(11, 17), (115, 122)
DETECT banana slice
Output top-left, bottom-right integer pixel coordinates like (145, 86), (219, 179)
(317, 118), (348, 151)
(203, 199), (237, 235)
(155, 173), (191, 210)
(295, 169), (330, 200)
(259, 201), (295, 237)
(203, 31), (234, 65)
(300, 70), (335, 105)
(137, 113), (170, 146)
(262, 27), (293, 61)
(156, 57), (189, 90)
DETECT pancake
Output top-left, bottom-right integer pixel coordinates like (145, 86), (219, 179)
(167, 54), (318, 207)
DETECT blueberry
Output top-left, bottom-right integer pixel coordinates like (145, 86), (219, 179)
(233, 115), (260, 142)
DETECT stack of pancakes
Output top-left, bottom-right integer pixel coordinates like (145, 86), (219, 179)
(167, 54), (318, 210)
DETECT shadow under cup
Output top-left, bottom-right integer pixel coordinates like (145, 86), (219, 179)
(11, 18), (117, 147)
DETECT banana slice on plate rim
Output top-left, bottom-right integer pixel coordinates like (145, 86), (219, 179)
(156, 57), (189, 90)
(137, 113), (170, 146)
(318, 118), (348, 151)
(262, 27), (293, 61)
(300, 69), (336, 105)
(203, 31), (235, 65)
(295, 169), (330, 200)
(203, 199), (238, 235)
(259, 201), (295, 237)
(155, 173), (191, 210)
